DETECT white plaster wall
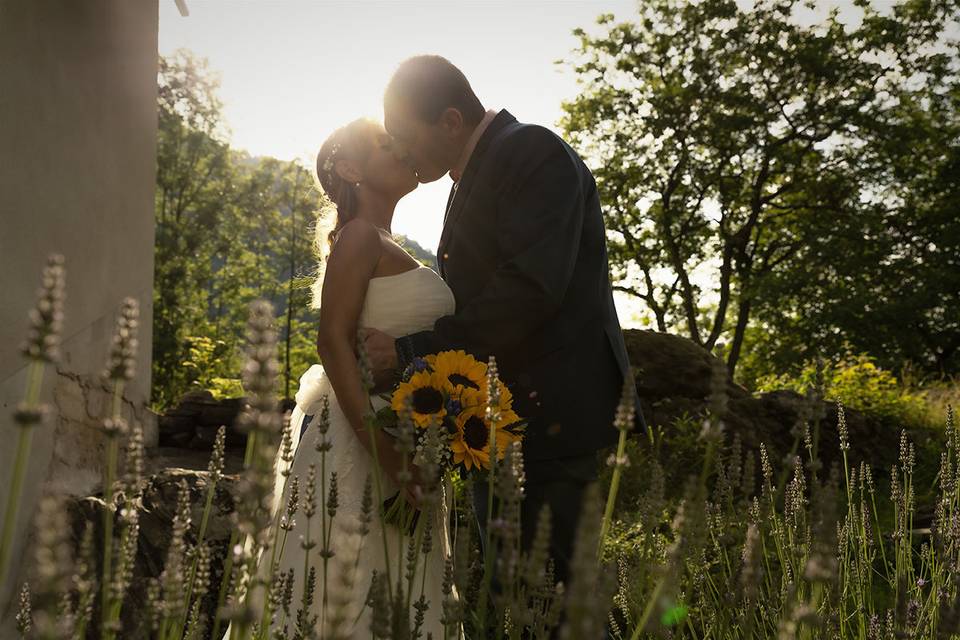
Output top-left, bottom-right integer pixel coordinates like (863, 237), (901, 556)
(0, 0), (159, 618)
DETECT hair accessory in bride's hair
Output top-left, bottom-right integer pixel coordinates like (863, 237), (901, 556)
(321, 143), (342, 185)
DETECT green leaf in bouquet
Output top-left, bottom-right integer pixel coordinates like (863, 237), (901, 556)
(382, 491), (420, 537)
(502, 417), (528, 437)
(372, 405), (398, 430)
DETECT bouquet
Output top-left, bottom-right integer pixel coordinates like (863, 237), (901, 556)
(372, 350), (526, 531)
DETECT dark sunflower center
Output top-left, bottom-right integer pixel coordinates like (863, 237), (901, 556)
(411, 387), (444, 414)
(448, 373), (480, 390)
(464, 416), (489, 450)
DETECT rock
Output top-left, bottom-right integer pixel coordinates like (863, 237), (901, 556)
(158, 415), (194, 433)
(145, 446), (244, 477)
(64, 468), (239, 639)
(157, 394), (296, 452)
(179, 389), (215, 403)
(623, 329), (940, 483)
(193, 424), (224, 448)
(198, 398), (245, 429)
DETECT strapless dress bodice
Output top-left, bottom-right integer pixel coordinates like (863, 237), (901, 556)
(295, 265), (453, 415)
(359, 265), (455, 336)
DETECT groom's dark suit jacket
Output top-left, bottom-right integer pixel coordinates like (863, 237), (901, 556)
(396, 109), (646, 465)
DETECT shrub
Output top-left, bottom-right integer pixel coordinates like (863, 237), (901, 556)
(756, 351), (928, 427)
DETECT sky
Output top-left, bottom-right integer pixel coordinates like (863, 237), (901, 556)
(157, 0), (903, 329)
(158, 0), (655, 324)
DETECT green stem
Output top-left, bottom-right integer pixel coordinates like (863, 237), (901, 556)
(259, 472), (293, 638)
(212, 430), (258, 640)
(320, 446), (328, 635)
(476, 419), (499, 635)
(301, 514), (313, 632)
(104, 496), (135, 640)
(631, 575), (666, 640)
(0, 423), (34, 582)
(101, 380), (124, 640)
(599, 428), (629, 558)
(0, 359), (45, 587)
(406, 508), (427, 614)
(181, 475), (218, 633)
(396, 446), (409, 611)
(243, 430), (259, 468)
(211, 528), (238, 640)
(363, 408), (393, 589)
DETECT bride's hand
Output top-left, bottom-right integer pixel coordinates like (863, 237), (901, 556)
(373, 438), (424, 509)
(358, 328), (399, 382)
(401, 484), (423, 511)
(393, 454), (425, 510)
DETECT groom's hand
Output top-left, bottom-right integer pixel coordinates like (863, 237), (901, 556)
(359, 328), (399, 386)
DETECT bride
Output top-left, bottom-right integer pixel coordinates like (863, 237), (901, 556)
(244, 117), (459, 638)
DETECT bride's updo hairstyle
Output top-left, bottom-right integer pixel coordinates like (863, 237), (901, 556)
(310, 118), (377, 309)
(315, 118), (378, 247)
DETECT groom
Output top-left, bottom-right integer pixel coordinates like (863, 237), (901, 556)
(362, 55), (645, 592)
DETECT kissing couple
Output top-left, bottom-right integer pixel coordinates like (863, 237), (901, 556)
(243, 54), (646, 638)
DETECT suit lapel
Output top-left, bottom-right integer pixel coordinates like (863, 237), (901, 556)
(438, 183), (457, 278)
(436, 109), (518, 275)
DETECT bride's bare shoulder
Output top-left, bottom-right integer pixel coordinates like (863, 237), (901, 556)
(329, 218), (382, 266)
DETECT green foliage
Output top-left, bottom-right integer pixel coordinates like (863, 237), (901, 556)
(152, 49), (323, 410)
(394, 234), (437, 270)
(180, 335), (243, 399)
(560, 0), (960, 379)
(597, 399), (960, 639)
(755, 348), (955, 431)
(909, 374), (960, 434)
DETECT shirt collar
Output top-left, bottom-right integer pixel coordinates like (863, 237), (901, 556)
(449, 108), (498, 184)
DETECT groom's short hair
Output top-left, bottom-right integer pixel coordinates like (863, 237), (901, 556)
(385, 55), (485, 126)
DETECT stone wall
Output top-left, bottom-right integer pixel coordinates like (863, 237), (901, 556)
(0, 0), (159, 620)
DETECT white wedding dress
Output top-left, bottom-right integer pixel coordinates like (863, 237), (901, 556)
(260, 265), (459, 638)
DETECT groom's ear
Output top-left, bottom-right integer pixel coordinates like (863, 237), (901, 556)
(437, 107), (465, 137)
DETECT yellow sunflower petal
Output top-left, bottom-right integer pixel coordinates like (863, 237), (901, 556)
(390, 379), (416, 412)
(391, 370), (452, 428)
(496, 409), (522, 430)
(431, 350), (486, 392)
(497, 381), (514, 408)
(457, 387), (484, 411)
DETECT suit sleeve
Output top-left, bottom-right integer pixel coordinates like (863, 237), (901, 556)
(396, 131), (585, 369)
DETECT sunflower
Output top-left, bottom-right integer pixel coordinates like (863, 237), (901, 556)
(426, 350), (486, 393)
(450, 405), (521, 471)
(457, 378), (515, 421)
(482, 380), (513, 413)
(391, 370), (453, 428)
(458, 387), (520, 428)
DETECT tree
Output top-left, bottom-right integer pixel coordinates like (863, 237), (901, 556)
(561, 0), (957, 378)
(744, 77), (960, 382)
(154, 49), (234, 407)
(154, 50), (327, 408)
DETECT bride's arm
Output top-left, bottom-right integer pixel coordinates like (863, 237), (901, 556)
(315, 219), (414, 495)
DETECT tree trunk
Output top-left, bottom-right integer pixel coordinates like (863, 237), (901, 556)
(727, 294), (753, 377)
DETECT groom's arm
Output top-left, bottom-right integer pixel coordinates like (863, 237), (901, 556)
(396, 129), (585, 369)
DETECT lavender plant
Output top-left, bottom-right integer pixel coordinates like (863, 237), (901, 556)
(8, 253), (960, 640)
(220, 299), (285, 640)
(0, 254), (65, 589)
(101, 297), (140, 639)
